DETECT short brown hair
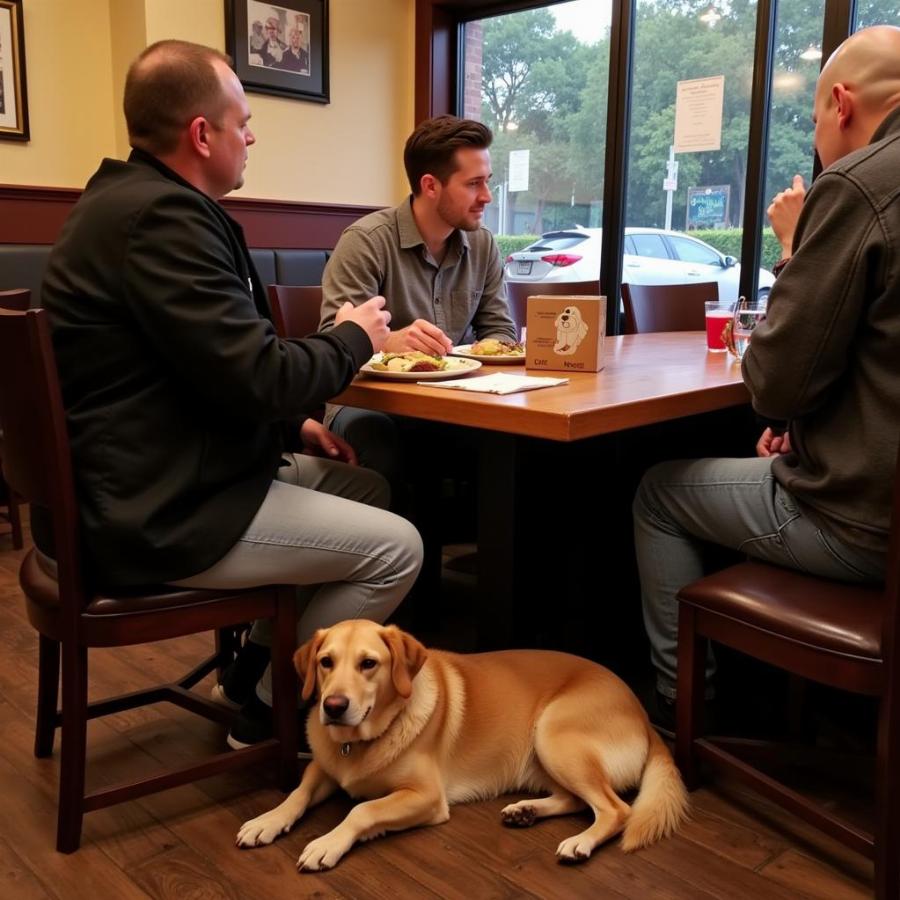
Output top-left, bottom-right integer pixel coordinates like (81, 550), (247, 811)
(124, 40), (232, 156)
(403, 115), (493, 195)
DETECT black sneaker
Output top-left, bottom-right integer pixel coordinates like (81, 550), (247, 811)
(647, 690), (677, 740)
(227, 693), (312, 759)
(210, 639), (270, 710)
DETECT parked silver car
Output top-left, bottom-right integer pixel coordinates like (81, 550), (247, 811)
(504, 226), (774, 302)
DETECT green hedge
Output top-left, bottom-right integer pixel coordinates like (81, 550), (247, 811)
(495, 234), (538, 258)
(495, 229), (781, 271)
(691, 228), (782, 272)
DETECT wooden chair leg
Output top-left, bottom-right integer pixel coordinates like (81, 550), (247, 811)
(874, 681), (900, 899)
(675, 604), (705, 791)
(272, 589), (298, 791)
(57, 643), (88, 853)
(34, 635), (60, 758)
(7, 492), (23, 550)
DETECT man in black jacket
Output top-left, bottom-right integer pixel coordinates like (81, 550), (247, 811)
(40, 40), (423, 747)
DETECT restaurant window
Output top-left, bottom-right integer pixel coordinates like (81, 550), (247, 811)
(759, 0), (826, 277)
(623, 0), (759, 303)
(462, 1), (610, 272)
(855, 0), (900, 27)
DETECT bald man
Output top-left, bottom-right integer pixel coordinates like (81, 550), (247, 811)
(634, 25), (900, 729)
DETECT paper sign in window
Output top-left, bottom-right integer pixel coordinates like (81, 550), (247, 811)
(674, 76), (724, 154)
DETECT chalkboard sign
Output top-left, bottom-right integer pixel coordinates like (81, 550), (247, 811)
(687, 185), (730, 229)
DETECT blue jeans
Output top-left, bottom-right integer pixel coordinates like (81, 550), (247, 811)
(633, 457), (885, 698)
(170, 453), (423, 703)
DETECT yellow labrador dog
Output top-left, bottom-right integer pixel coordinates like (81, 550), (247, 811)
(236, 620), (687, 871)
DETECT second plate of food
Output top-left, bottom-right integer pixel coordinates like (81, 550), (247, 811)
(452, 338), (526, 364)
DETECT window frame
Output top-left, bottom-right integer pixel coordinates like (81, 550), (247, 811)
(415, 0), (856, 333)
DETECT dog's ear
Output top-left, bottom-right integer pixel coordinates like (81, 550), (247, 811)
(380, 625), (428, 699)
(294, 629), (326, 701)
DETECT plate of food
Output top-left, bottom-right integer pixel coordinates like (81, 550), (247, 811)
(360, 351), (482, 381)
(451, 338), (527, 364)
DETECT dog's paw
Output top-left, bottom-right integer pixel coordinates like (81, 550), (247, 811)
(501, 802), (537, 827)
(297, 834), (350, 871)
(556, 834), (595, 863)
(236, 811), (294, 848)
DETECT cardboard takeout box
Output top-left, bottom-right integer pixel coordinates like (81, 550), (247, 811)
(525, 295), (607, 373)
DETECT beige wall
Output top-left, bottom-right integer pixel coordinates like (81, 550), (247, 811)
(0, 0), (415, 207)
(0, 0), (117, 189)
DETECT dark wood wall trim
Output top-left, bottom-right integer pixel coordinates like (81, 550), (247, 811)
(221, 197), (380, 248)
(0, 184), (379, 248)
(0, 185), (82, 245)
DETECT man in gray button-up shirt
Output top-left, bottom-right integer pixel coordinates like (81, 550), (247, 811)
(319, 116), (518, 492)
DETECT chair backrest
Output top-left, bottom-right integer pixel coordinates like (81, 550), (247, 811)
(621, 281), (719, 334)
(266, 284), (324, 339)
(505, 279), (601, 333)
(0, 308), (84, 605)
(0, 288), (31, 311)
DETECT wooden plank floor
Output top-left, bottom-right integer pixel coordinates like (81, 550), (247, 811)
(0, 522), (875, 899)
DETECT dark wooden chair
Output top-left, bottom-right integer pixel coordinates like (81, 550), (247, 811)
(0, 307), (299, 852)
(267, 284), (324, 339)
(505, 279), (601, 334)
(621, 281), (719, 334)
(675, 444), (900, 898)
(0, 289), (30, 550)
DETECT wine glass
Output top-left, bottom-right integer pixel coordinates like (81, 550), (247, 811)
(726, 295), (767, 361)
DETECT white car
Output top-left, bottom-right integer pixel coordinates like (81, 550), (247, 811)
(504, 226), (774, 303)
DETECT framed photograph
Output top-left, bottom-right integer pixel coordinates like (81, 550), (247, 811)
(226, 0), (329, 104)
(0, 0), (28, 141)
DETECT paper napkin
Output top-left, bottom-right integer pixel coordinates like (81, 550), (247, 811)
(418, 373), (569, 394)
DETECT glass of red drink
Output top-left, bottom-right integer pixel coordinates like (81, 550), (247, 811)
(704, 301), (734, 352)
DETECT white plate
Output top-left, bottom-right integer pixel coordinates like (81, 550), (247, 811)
(451, 344), (526, 365)
(360, 356), (482, 381)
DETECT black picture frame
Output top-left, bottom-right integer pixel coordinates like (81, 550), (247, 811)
(0, 0), (29, 141)
(225, 0), (329, 104)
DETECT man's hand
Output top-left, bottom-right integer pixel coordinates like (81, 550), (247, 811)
(382, 319), (453, 357)
(756, 426), (793, 458)
(300, 419), (358, 465)
(767, 174), (806, 259)
(335, 297), (391, 353)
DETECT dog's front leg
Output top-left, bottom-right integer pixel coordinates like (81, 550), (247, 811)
(236, 760), (337, 848)
(297, 786), (448, 872)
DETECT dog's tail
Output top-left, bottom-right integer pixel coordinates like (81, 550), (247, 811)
(620, 726), (689, 851)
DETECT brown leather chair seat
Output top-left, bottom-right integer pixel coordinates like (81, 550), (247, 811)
(680, 560), (883, 662)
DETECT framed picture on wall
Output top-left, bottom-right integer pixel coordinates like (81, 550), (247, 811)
(225, 0), (329, 104)
(0, 0), (29, 141)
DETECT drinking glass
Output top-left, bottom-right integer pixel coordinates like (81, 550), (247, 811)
(704, 301), (734, 352)
(727, 296), (767, 361)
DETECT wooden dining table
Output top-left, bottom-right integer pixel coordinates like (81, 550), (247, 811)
(332, 332), (751, 645)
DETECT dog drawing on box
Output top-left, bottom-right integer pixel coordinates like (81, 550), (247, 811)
(236, 620), (688, 872)
(553, 305), (589, 354)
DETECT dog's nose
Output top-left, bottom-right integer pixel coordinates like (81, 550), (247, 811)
(323, 694), (350, 720)
(561, 315), (569, 321)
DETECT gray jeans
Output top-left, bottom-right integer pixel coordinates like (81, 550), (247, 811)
(170, 453), (423, 703)
(633, 456), (885, 699)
